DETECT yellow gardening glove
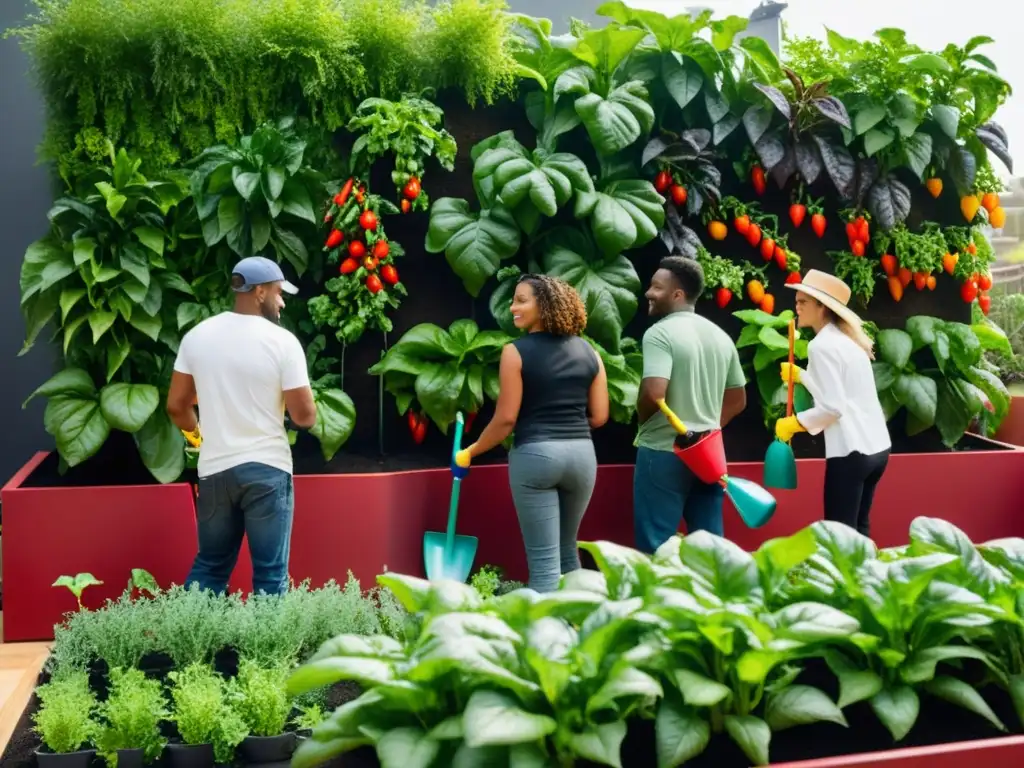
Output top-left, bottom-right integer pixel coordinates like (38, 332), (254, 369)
(774, 415), (806, 443)
(182, 425), (203, 448)
(780, 362), (804, 385)
(455, 447), (473, 468)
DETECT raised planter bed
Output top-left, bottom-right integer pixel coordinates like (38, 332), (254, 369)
(3, 433), (1023, 642)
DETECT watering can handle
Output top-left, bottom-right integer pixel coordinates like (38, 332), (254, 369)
(451, 411), (465, 462)
(786, 320), (796, 419)
(656, 399), (688, 435)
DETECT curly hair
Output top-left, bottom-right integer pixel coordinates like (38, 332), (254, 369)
(518, 274), (588, 336)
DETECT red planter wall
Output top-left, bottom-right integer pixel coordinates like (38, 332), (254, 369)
(768, 734), (1024, 766)
(4, 443), (1024, 641)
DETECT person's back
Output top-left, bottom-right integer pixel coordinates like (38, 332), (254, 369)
(636, 311), (743, 452)
(165, 256), (316, 597)
(513, 333), (598, 446)
(179, 312), (307, 477)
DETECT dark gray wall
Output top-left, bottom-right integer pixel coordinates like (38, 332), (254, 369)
(0, 1), (58, 486)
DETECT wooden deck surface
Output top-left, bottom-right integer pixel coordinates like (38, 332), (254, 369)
(0, 612), (51, 755)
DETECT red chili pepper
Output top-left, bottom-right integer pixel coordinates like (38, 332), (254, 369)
(325, 229), (343, 249)
(334, 178), (354, 207)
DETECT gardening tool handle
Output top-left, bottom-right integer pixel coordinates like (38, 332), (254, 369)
(445, 413), (466, 556)
(656, 399), (688, 435)
(786, 320), (796, 419)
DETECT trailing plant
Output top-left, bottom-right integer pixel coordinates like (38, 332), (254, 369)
(369, 319), (510, 433)
(33, 671), (97, 754)
(872, 315), (1010, 445)
(347, 94), (457, 212)
(95, 668), (169, 767)
(168, 663), (248, 763)
(733, 309), (812, 431)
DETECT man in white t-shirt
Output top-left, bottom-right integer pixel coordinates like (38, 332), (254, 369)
(166, 256), (317, 596)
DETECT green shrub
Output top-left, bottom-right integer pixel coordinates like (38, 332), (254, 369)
(32, 671), (97, 754)
(151, 585), (236, 667)
(95, 668), (168, 766)
(229, 661), (292, 737)
(168, 664), (247, 762)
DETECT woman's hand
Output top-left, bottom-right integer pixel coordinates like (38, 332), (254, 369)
(774, 415), (806, 443)
(780, 362), (804, 385)
(182, 425), (203, 448)
(452, 445), (474, 479)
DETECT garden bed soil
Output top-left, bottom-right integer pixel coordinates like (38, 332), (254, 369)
(3, 669), (1021, 768)
(15, 418), (1013, 490)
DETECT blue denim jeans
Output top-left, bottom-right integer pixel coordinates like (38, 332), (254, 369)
(186, 462), (294, 596)
(633, 446), (724, 554)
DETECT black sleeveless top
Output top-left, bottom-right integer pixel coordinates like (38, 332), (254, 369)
(513, 333), (599, 447)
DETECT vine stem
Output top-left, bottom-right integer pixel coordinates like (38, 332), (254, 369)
(379, 331), (388, 457)
(340, 341), (346, 387)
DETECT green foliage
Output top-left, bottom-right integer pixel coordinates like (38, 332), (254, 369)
(872, 315), (1011, 445)
(10, 0), (519, 181)
(369, 319), (511, 431)
(95, 668), (169, 767)
(188, 118), (327, 277)
(168, 663), (247, 762)
(733, 309), (812, 430)
(229, 661), (293, 738)
(287, 519), (1024, 766)
(32, 671), (97, 754)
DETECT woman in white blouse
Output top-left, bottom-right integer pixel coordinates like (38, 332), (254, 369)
(774, 270), (891, 536)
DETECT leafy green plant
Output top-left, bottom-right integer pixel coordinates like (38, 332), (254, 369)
(52, 572), (104, 611)
(33, 671), (97, 754)
(732, 309), (812, 430)
(469, 565), (503, 600)
(229, 661), (293, 738)
(872, 315), (1010, 445)
(188, 118), (327, 276)
(151, 585), (235, 668)
(168, 663), (247, 763)
(83, 592), (158, 671)
(347, 94), (457, 210)
(95, 668), (169, 767)
(369, 319), (510, 432)
(585, 335), (642, 425)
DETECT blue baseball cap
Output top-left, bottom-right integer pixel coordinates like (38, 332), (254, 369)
(231, 256), (299, 295)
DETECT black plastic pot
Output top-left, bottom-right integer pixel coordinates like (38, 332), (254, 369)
(166, 742), (213, 768)
(115, 748), (145, 768)
(240, 733), (296, 764)
(34, 748), (96, 768)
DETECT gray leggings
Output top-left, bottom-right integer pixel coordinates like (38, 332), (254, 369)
(508, 439), (597, 593)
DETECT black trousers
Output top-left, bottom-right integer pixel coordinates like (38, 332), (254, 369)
(823, 449), (890, 537)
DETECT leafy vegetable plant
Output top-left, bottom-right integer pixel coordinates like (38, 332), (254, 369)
(168, 663), (247, 764)
(229, 661), (293, 738)
(95, 668), (169, 767)
(33, 671), (98, 755)
(369, 319), (511, 433)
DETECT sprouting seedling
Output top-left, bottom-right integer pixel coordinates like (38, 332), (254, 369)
(52, 573), (104, 610)
(129, 568), (160, 597)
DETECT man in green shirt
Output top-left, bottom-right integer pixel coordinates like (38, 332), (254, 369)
(634, 256), (747, 553)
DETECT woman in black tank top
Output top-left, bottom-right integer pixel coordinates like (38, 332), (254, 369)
(454, 275), (609, 592)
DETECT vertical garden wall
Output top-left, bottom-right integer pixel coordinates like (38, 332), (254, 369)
(6, 0), (1018, 485)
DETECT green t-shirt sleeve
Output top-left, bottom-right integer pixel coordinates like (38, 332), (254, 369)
(726, 343), (746, 388)
(642, 326), (674, 379)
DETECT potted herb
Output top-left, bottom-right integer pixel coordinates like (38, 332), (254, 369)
(167, 663), (246, 768)
(32, 671), (97, 768)
(230, 661), (296, 764)
(95, 668), (168, 768)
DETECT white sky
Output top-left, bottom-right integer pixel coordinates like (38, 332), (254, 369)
(631, 0), (1021, 180)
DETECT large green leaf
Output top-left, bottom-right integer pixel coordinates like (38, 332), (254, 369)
(877, 329), (912, 369)
(376, 728), (440, 768)
(540, 228), (641, 353)
(99, 383), (159, 433)
(310, 388), (356, 461)
(655, 699), (710, 767)
(893, 373), (938, 427)
(723, 715), (770, 766)
(424, 199), (521, 297)
(574, 81), (656, 156)
(44, 394), (110, 467)
(473, 141), (593, 232)
(574, 180), (665, 255)
(134, 409), (186, 484)
(765, 685), (847, 731)
(678, 531), (760, 602)
(462, 690), (557, 748)
(870, 686), (920, 741)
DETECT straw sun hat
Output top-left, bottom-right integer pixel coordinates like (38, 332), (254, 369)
(786, 270), (864, 328)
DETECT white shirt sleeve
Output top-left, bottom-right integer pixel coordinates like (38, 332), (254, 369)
(280, 333), (311, 391)
(795, 342), (845, 435)
(173, 332), (192, 375)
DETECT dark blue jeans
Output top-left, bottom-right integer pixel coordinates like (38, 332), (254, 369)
(633, 446), (724, 554)
(186, 462), (294, 596)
